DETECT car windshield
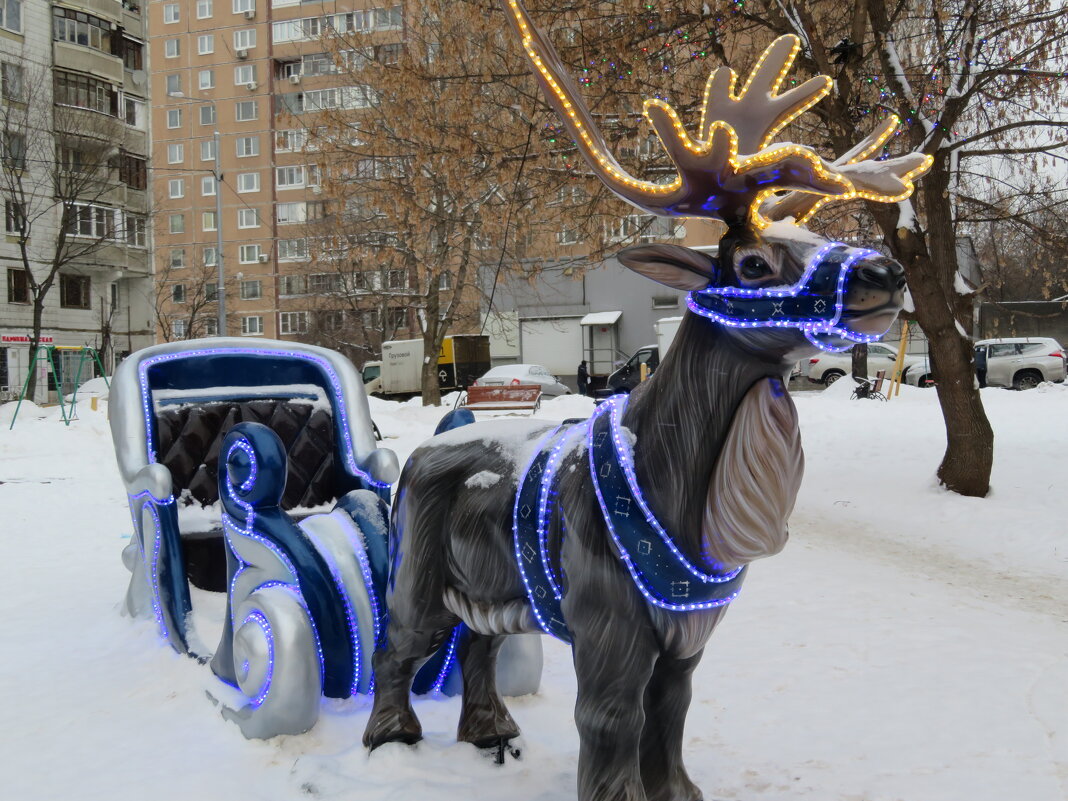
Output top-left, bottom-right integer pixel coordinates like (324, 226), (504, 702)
(362, 365), (380, 382)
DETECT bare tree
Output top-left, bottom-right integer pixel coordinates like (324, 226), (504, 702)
(152, 255), (235, 342)
(0, 66), (149, 397)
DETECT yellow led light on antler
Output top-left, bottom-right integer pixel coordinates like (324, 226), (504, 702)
(501, 0), (931, 227)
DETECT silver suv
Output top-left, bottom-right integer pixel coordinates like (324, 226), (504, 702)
(904, 337), (1066, 389)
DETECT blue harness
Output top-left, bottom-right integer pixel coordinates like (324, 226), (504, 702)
(513, 396), (746, 643)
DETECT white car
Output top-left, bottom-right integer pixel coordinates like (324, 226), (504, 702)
(904, 337), (1067, 389)
(807, 343), (920, 385)
(473, 364), (571, 396)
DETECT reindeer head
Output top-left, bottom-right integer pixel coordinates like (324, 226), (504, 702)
(502, 2), (932, 357)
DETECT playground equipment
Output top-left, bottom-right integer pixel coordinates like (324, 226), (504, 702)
(7, 344), (108, 429)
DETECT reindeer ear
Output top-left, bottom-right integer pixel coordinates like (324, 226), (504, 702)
(617, 244), (718, 291)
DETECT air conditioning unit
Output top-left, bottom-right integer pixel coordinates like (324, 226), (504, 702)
(257, 253), (269, 263)
(246, 81), (257, 91)
(236, 49), (249, 60)
(288, 74), (301, 85)
(243, 9), (255, 19)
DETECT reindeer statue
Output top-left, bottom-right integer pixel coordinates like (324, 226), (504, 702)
(364, 4), (932, 800)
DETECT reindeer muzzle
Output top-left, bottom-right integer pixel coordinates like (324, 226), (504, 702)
(686, 243), (895, 352)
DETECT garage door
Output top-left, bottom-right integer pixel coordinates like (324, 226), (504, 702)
(520, 317), (583, 377)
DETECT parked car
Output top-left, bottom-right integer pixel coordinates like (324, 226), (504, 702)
(807, 343), (920, 385)
(473, 364), (571, 397)
(904, 337), (1066, 389)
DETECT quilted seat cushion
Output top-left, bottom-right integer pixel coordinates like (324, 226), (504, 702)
(155, 400), (339, 510)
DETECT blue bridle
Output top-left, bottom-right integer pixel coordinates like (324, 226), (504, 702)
(686, 242), (884, 353)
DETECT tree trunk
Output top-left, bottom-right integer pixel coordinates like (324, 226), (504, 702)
(420, 343), (442, 406)
(886, 169), (994, 497)
(25, 296), (45, 401)
(851, 343), (868, 382)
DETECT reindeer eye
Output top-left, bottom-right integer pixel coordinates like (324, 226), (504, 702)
(738, 255), (772, 280)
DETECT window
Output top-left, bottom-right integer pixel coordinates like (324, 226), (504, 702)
(201, 176), (216, 196)
(165, 74), (181, 95)
(199, 104), (216, 125)
(200, 140), (216, 161)
(52, 8), (111, 53)
(277, 238), (308, 261)
(171, 284), (186, 303)
(163, 4), (179, 23)
(374, 5), (403, 31)
(4, 199), (24, 235)
(119, 153), (147, 190)
(169, 248), (185, 269)
(320, 310), (344, 331)
(438, 272), (453, 291)
(233, 0), (255, 13)
(651, 295), (678, 310)
(236, 136), (259, 157)
(235, 100), (257, 122)
(199, 70), (215, 90)
(361, 307), (381, 330)
(275, 201), (305, 224)
(205, 282), (218, 301)
(241, 316), (263, 335)
(236, 172), (260, 193)
(202, 246), (217, 266)
(1, 62), (22, 101)
(240, 279), (261, 299)
(279, 311), (308, 335)
(239, 244), (261, 263)
(172, 318), (188, 338)
(237, 208), (260, 228)
(202, 211), (217, 231)
(234, 29), (256, 50)
(123, 96), (146, 128)
(166, 108), (181, 128)
(124, 213), (147, 248)
(60, 274), (91, 309)
(280, 275), (304, 295)
(386, 269), (406, 290)
(308, 273), (340, 293)
(196, 0), (213, 19)
(169, 214), (185, 234)
(275, 129), (307, 153)
(197, 34), (214, 55)
(2, 131), (25, 171)
(168, 179), (184, 199)
(386, 306), (407, 330)
(203, 318), (218, 336)
(166, 143), (184, 164)
(7, 268), (29, 303)
(121, 38), (144, 71)
(54, 71), (118, 116)
(164, 38), (180, 58)
(67, 203), (117, 239)
(234, 64), (256, 86)
(0, 0), (21, 34)
(557, 228), (582, 245)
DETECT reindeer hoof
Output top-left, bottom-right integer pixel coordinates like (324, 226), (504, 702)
(363, 707), (423, 750)
(476, 737), (522, 765)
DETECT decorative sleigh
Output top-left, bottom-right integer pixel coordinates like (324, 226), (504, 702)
(109, 339), (541, 738)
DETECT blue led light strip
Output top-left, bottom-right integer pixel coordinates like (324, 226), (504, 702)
(587, 398), (747, 611)
(240, 610), (275, 708)
(687, 244), (883, 353)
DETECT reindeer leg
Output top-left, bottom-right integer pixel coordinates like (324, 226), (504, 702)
(456, 629), (520, 750)
(639, 651), (704, 801)
(571, 622), (659, 801)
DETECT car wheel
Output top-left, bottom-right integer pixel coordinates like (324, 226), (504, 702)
(1012, 370), (1042, 391)
(918, 374), (933, 388)
(824, 370), (845, 385)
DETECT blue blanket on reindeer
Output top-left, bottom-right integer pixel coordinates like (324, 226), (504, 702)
(110, 339), (541, 738)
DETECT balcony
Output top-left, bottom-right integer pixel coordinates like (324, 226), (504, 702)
(53, 41), (123, 86)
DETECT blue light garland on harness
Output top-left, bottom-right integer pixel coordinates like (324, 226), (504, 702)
(686, 242), (882, 353)
(513, 397), (746, 643)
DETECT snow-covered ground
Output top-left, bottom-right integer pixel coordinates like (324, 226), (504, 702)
(1, 381), (1065, 801)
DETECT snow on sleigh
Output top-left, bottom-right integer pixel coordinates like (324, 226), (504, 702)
(109, 339), (541, 739)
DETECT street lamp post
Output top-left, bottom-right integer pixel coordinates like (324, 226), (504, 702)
(212, 129), (225, 336)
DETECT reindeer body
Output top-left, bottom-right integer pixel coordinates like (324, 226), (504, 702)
(365, 6), (930, 799)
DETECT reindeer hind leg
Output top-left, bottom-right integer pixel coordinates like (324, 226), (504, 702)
(456, 628), (521, 750)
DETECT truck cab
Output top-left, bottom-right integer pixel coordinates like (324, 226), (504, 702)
(604, 345), (660, 394)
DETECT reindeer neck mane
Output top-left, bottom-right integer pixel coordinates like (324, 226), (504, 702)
(621, 312), (800, 570)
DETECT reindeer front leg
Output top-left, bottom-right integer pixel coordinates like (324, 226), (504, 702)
(639, 651), (705, 801)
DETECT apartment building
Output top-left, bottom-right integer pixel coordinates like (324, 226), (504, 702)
(149, 0), (403, 345)
(0, 0), (154, 400)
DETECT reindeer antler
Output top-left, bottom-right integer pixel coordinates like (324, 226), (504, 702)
(501, 0), (932, 229)
(760, 116), (934, 225)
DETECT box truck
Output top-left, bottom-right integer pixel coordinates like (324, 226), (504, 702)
(361, 334), (490, 398)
